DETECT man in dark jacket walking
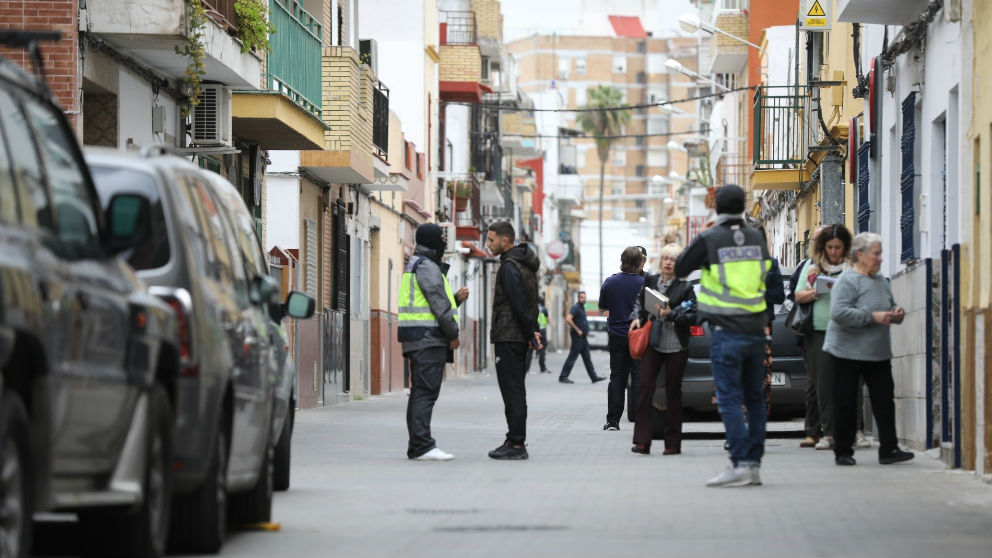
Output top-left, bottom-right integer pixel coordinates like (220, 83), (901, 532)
(399, 224), (469, 461)
(599, 246), (646, 430)
(485, 221), (542, 460)
(558, 291), (606, 384)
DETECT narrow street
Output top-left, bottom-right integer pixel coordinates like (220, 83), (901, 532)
(215, 349), (992, 558)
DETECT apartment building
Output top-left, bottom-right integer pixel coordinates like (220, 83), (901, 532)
(508, 20), (697, 293)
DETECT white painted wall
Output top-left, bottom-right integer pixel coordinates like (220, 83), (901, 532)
(117, 69), (181, 148)
(264, 175), (301, 253)
(445, 104), (471, 173)
(268, 150), (301, 173)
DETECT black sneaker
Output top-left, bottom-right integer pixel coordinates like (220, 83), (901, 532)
(591, 375), (607, 383)
(603, 423), (620, 431)
(559, 377), (574, 384)
(835, 455), (856, 466)
(879, 449), (914, 464)
(488, 442), (529, 460)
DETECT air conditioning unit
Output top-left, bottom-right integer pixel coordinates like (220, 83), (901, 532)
(359, 38), (378, 75)
(191, 84), (232, 146)
(439, 222), (457, 254)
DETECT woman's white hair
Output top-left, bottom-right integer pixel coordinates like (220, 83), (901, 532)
(849, 232), (883, 264)
(658, 243), (683, 262)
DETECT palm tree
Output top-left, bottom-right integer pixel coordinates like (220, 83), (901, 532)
(575, 85), (631, 288)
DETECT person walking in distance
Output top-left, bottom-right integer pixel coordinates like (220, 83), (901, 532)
(399, 223), (469, 461)
(675, 184), (772, 487)
(486, 221), (543, 460)
(558, 292), (606, 384)
(526, 297), (551, 373)
(600, 246), (647, 430)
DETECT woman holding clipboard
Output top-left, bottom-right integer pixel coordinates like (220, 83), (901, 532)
(628, 243), (697, 455)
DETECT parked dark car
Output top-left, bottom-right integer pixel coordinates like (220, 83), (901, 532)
(85, 149), (314, 553)
(653, 269), (808, 422)
(0, 33), (180, 557)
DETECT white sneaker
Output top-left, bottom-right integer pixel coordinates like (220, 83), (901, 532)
(855, 431), (872, 448)
(705, 465), (753, 487)
(414, 448), (454, 461)
(747, 463), (762, 486)
(814, 436), (834, 450)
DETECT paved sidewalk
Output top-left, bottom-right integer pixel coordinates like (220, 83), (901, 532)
(218, 349), (992, 558)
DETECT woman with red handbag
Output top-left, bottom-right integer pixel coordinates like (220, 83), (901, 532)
(628, 244), (697, 455)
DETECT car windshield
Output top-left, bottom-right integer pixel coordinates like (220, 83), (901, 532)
(588, 318), (608, 332)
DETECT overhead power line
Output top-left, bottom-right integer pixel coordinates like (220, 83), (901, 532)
(440, 85), (756, 113)
(501, 128), (710, 140)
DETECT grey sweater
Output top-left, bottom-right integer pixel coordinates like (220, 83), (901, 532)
(822, 270), (900, 361)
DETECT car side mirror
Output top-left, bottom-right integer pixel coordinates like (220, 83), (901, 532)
(250, 274), (280, 305)
(284, 291), (315, 319)
(106, 193), (151, 255)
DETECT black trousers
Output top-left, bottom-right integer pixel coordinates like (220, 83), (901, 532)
(525, 329), (548, 372)
(607, 333), (641, 424)
(405, 347), (447, 458)
(633, 348), (689, 450)
(832, 356), (898, 458)
(560, 333), (598, 380)
(495, 342), (529, 445)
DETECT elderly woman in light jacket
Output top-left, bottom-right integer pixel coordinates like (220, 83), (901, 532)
(822, 232), (914, 467)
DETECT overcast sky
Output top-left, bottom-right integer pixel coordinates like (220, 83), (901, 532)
(500, 0), (698, 43)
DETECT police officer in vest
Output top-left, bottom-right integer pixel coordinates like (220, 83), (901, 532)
(675, 184), (772, 487)
(526, 297), (550, 373)
(399, 223), (469, 461)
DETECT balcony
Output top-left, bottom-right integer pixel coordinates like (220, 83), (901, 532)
(231, 0), (326, 150)
(837, 0), (932, 25)
(301, 46), (389, 184)
(470, 134), (502, 185)
(87, 0), (261, 88)
(438, 10), (491, 103)
(751, 85), (813, 190)
(708, 4), (749, 74)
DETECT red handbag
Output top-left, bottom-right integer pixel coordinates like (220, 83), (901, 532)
(628, 320), (653, 359)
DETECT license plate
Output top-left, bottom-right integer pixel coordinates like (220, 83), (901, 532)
(771, 372), (787, 386)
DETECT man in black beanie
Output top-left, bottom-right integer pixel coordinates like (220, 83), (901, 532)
(398, 223), (469, 460)
(675, 184), (772, 487)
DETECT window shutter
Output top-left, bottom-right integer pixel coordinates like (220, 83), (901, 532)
(900, 92), (916, 262)
(857, 141), (871, 233)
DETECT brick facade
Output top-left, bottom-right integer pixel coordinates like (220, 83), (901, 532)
(320, 45), (373, 157)
(0, 0), (80, 130)
(439, 44), (481, 82)
(712, 11), (748, 60)
(469, 0), (502, 44)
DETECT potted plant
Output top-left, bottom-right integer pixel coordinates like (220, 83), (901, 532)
(454, 181), (471, 211)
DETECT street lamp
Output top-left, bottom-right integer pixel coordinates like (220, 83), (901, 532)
(667, 140), (686, 152)
(678, 13), (763, 51)
(666, 59), (731, 93)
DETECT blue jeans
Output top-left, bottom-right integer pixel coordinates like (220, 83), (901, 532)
(710, 329), (767, 466)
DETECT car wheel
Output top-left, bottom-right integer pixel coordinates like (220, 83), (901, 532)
(80, 386), (172, 557)
(168, 413), (227, 553)
(0, 391), (32, 558)
(228, 431), (274, 524)
(273, 402), (293, 491)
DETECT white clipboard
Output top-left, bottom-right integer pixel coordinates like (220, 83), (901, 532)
(644, 287), (669, 318)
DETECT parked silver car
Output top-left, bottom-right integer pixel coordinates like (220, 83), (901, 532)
(86, 149), (314, 553)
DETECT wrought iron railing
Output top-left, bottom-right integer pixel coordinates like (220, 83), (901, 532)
(372, 81), (389, 157)
(266, 0), (322, 118)
(470, 133), (502, 185)
(440, 11), (477, 45)
(752, 85), (813, 170)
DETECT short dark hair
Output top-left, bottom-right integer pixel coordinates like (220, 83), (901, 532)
(488, 221), (515, 241)
(577, 291), (586, 298)
(620, 246), (647, 273)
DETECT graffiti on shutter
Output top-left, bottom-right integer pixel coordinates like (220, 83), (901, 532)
(857, 141), (871, 233)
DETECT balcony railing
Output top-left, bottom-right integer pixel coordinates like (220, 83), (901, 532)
(372, 81), (389, 157)
(440, 11), (477, 45)
(203, 0), (239, 34)
(470, 133), (502, 185)
(752, 85), (814, 170)
(267, 0), (322, 118)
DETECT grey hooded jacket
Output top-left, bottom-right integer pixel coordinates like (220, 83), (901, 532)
(400, 245), (461, 355)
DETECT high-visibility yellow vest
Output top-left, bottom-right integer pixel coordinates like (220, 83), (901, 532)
(398, 256), (457, 342)
(537, 309), (548, 329)
(696, 226), (771, 316)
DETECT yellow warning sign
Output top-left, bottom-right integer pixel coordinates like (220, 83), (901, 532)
(801, 0), (831, 30)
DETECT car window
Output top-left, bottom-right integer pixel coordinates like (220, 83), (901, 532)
(0, 108), (17, 223)
(23, 97), (99, 247)
(178, 173), (236, 290)
(588, 319), (608, 332)
(90, 165), (171, 270)
(209, 177), (266, 277)
(0, 89), (49, 228)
